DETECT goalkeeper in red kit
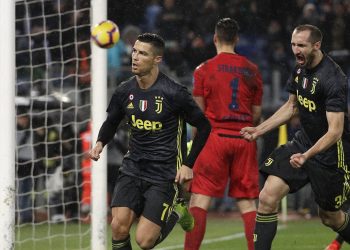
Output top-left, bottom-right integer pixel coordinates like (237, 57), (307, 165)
(185, 18), (263, 250)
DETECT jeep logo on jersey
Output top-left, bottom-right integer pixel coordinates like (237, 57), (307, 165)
(155, 96), (163, 114)
(297, 90), (316, 112)
(130, 115), (162, 131)
(139, 100), (148, 112)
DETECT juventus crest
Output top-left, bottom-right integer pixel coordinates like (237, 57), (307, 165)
(155, 96), (163, 114)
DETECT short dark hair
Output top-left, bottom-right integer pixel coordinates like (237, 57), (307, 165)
(294, 24), (323, 44)
(215, 18), (239, 43)
(137, 33), (165, 56)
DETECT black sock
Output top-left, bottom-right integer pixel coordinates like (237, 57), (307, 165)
(336, 212), (350, 243)
(153, 211), (179, 247)
(254, 212), (278, 250)
(335, 234), (345, 244)
(112, 235), (132, 250)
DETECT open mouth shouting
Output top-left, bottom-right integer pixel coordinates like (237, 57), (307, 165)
(295, 53), (305, 66)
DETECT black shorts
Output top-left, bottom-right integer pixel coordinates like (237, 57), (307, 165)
(111, 172), (179, 227)
(260, 141), (350, 211)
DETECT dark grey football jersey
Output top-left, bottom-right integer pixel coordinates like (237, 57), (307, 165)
(286, 54), (350, 166)
(98, 72), (209, 182)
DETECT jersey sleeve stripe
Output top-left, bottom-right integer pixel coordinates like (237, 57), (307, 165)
(176, 118), (184, 171)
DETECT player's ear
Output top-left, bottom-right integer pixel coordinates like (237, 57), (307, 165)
(314, 40), (321, 50)
(154, 55), (162, 64)
(213, 34), (218, 45)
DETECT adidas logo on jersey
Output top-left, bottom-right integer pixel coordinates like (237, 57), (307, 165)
(127, 102), (134, 109)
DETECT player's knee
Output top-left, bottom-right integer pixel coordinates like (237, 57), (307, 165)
(110, 218), (129, 239)
(320, 214), (335, 228)
(135, 234), (157, 250)
(319, 211), (341, 230)
(258, 189), (279, 213)
(236, 198), (257, 213)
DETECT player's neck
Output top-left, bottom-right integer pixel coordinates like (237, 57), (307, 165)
(217, 45), (235, 55)
(308, 50), (323, 69)
(136, 67), (159, 89)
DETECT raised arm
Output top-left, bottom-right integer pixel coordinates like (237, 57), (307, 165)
(241, 94), (298, 141)
(290, 111), (344, 168)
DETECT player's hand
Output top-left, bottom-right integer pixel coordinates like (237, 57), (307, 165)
(290, 153), (306, 168)
(89, 141), (103, 161)
(240, 127), (258, 141)
(175, 165), (193, 185)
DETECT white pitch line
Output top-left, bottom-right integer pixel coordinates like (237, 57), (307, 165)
(155, 225), (287, 250)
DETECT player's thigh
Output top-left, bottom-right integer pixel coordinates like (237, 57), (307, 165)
(259, 175), (290, 208)
(229, 139), (259, 198)
(307, 161), (349, 211)
(143, 182), (178, 227)
(111, 173), (143, 216)
(111, 206), (136, 235)
(191, 133), (229, 196)
(260, 142), (309, 193)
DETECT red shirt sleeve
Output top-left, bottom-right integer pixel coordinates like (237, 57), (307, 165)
(192, 63), (206, 97)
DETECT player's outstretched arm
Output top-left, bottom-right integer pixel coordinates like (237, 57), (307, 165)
(290, 112), (344, 168)
(291, 111), (344, 168)
(241, 94), (298, 141)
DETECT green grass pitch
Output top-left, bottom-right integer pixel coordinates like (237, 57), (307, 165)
(16, 215), (350, 250)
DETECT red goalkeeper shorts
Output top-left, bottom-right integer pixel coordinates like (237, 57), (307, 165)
(191, 130), (259, 198)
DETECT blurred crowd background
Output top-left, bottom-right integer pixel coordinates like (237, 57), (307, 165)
(108, 0), (350, 98)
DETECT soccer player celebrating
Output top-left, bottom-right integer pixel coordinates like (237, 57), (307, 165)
(185, 18), (263, 250)
(89, 33), (211, 250)
(241, 24), (350, 250)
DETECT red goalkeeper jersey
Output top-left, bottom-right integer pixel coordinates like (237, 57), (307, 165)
(192, 52), (263, 132)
